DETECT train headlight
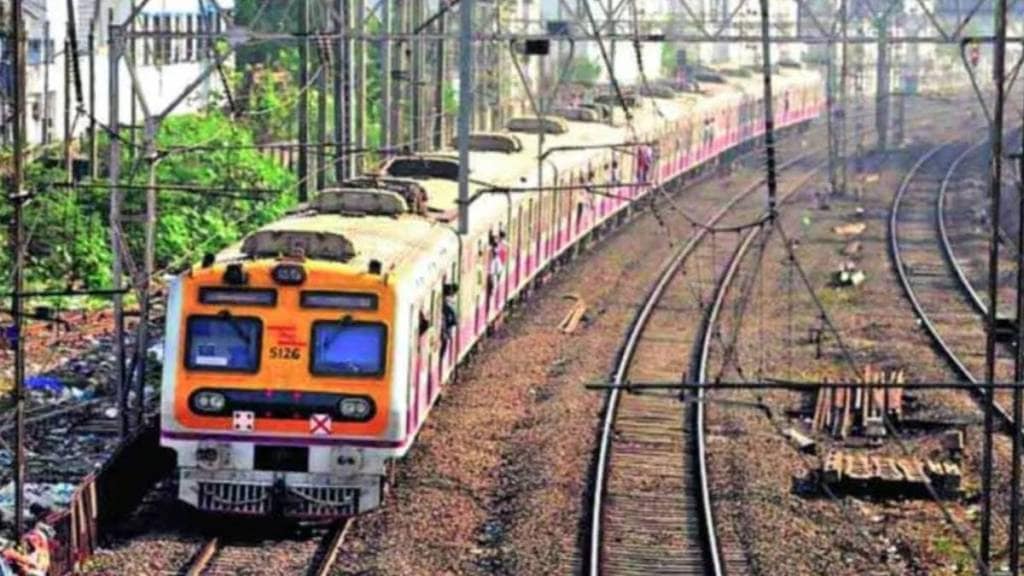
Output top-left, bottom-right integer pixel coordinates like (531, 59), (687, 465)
(333, 446), (364, 473)
(192, 391), (227, 414)
(338, 397), (373, 420)
(195, 442), (230, 470)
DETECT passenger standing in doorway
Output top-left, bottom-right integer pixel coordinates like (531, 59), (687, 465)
(488, 231), (508, 327)
(441, 284), (457, 364)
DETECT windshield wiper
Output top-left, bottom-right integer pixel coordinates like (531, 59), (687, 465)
(322, 315), (355, 349)
(217, 309), (253, 346)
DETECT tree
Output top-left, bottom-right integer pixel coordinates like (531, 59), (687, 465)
(569, 57), (603, 86)
(0, 112), (297, 293)
(138, 111), (298, 271)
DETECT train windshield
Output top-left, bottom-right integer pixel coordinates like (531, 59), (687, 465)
(186, 315), (262, 372)
(311, 321), (387, 376)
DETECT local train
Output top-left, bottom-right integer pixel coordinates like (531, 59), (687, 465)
(159, 66), (824, 517)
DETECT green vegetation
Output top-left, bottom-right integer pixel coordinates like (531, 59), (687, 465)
(0, 112), (295, 293)
(931, 535), (974, 575)
(661, 43), (680, 77)
(1, 0), (423, 295)
(569, 56), (603, 86)
(146, 112), (297, 271)
(2, 0), (402, 295)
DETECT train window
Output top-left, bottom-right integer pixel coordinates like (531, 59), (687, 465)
(310, 321), (387, 377)
(185, 315), (262, 373)
(301, 291), (378, 311)
(199, 287), (277, 307)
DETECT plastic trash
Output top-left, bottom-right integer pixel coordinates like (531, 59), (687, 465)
(2, 326), (18, 348)
(69, 387), (94, 401)
(0, 482), (76, 518)
(25, 376), (63, 394)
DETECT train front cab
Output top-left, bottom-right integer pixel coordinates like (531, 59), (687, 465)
(160, 256), (400, 518)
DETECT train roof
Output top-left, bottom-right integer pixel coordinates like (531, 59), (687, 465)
(213, 211), (454, 280)
(208, 67), (821, 286)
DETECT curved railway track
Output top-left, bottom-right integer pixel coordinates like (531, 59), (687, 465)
(181, 519), (351, 576)
(936, 134), (1024, 426)
(889, 137), (1019, 428)
(588, 145), (826, 575)
(589, 97), (977, 576)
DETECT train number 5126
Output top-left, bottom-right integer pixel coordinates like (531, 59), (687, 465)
(270, 346), (301, 360)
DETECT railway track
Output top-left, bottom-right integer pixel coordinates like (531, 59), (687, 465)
(889, 137), (1020, 429)
(181, 519), (351, 576)
(936, 133), (1024, 426)
(588, 142), (828, 575)
(588, 97), (979, 576)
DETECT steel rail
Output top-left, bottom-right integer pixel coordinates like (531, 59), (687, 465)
(935, 137), (1024, 436)
(588, 143), (824, 575)
(690, 156), (832, 575)
(889, 139), (1016, 427)
(184, 537), (219, 576)
(588, 98), (956, 573)
(311, 519), (353, 576)
(180, 519), (350, 576)
(692, 219), (760, 576)
(937, 141), (991, 314)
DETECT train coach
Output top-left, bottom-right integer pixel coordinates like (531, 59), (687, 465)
(159, 66), (824, 518)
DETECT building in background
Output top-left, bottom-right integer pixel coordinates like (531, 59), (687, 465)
(538, 0), (669, 86)
(1, 0), (232, 146)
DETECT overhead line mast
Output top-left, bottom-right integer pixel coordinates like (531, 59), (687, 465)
(8, 0), (27, 540)
(981, 0), (1008, 567)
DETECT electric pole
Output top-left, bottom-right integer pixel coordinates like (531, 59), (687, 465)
(298, 0), (310, 200)
(317, 37), (327, 192)
(334, 0), (348, 182)
(759, 0), (778, 218)
(981, 0), (1008, 567)
(838, 0), (848, 194)
(108, 13), (129, 442)
(89, 23), (97, 178)
(875, 12), (890, 152)
(390, 0), (405, 148)
(457, 0), (474, 234)
(8, 0), (27, 539)
(433, 8), (447, 149)
(381, 0), (392, 151)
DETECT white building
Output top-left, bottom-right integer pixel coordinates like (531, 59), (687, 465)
(4, 0), (232, 146)
(689, 0), (805, 67)
(540, 0), (671, 86)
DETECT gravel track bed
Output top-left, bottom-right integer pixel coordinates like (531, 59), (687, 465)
(942, 138), (1021, 419)
(81, 480), (206, 574)
(703, 106), (1021, 576)
(83, 479), (340, 575)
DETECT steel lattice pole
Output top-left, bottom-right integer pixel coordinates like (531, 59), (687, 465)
(982, 0), (1008, 569)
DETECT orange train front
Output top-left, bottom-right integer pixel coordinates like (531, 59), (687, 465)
(160, 206), (460, 517)
(160, 67), (824, 517)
